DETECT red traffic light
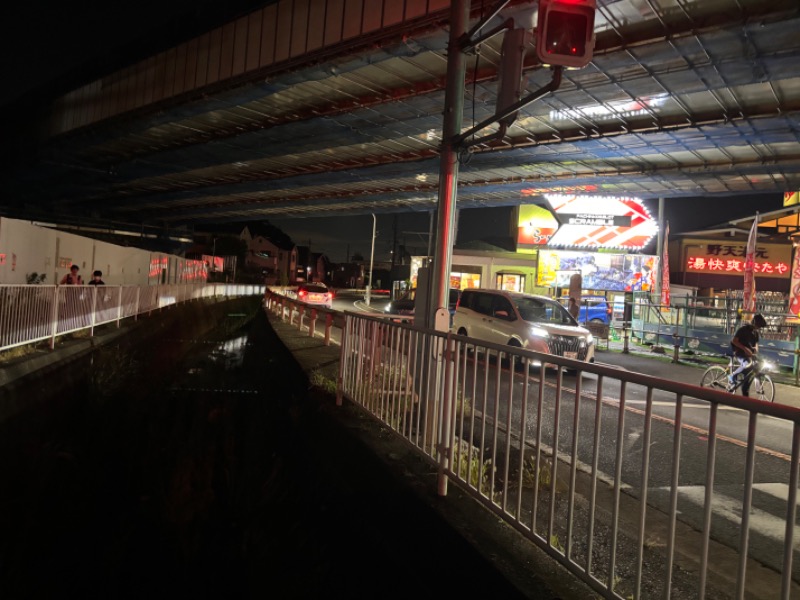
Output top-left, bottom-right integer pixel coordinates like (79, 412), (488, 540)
(536, 0), (596, 69)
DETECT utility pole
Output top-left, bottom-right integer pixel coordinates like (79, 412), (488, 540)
(366, 214), (376, 305)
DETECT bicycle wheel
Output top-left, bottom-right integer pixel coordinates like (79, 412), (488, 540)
(700, 365), (729, 391)
(753, 374), (775, 402)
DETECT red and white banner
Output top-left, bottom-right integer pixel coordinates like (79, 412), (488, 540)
(661, 223), (670, 307)
(742, 216), (758, 314)
(789, 246), (800, 317)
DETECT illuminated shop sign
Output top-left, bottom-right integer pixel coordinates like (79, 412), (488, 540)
(682, 242), (791, 279)
(517, 205), (560, 251)
(562, 213), (632, 227)
(537, 249), (658, 292)
(544, 194), (658, 249)
(785, 191), (800, 207)
(687, 258), (789, 275)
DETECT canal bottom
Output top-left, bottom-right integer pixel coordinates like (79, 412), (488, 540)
(0, 306), (530, 599)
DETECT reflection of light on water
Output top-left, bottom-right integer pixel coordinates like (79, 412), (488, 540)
(209, 335), (248, 370)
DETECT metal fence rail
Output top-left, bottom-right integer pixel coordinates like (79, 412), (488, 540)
(0, 283), (264, 353)
(336, 311), (800, 600)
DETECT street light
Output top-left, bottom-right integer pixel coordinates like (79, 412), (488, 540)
(366, 214), (376, 305)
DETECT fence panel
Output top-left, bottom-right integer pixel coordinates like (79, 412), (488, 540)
(0, 283), (264, 353)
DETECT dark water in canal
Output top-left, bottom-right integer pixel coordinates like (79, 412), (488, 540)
(0, 301), (528, 600)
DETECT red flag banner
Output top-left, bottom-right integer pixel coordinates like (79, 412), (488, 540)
(789, 245), (800, 318)
(742, 216), (758, 314)
(661, 223), (670, 307)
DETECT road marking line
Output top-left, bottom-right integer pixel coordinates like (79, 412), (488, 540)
(664, 485), (800, 550)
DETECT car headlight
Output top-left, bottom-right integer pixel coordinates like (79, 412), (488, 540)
(384, 303), (392, 313)
(585, 333), (594, 346)
(530, 326), (549, 338)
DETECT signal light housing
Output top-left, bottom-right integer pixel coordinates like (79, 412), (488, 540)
(536, 0), (596, 69)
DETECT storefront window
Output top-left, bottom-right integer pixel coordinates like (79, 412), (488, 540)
(451, 272), (481, 289)
(496, 273), (526, 292)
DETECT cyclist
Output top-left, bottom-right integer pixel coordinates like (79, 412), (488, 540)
(729, 313), (767, 396)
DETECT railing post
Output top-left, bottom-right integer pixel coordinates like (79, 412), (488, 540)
(324, 312), (333, 346)
(672, 330), (680, 363)
(49, 286), (60, 350)
(90, 286), (98, 337)
(336, 315), (349, 407)
(437, 334), (455, 497)
(309, 308), (317, 338)
(623, 322), (630, 354)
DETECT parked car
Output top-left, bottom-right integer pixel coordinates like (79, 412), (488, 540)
(384, 288), (462, 318)
(295, 282), (333, 308)
(557, 295), (612, 325)
(452, 289), (595, 364)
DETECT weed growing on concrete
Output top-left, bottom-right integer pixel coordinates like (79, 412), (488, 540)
(550, 533), (564, 553)
(309, 369), (337, 395)
(521, 455), (568, 494)
(452, 441), (494, 493)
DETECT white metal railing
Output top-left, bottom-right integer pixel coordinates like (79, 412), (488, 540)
(0, 283), (264, 353)
(335, 311), (800, 600)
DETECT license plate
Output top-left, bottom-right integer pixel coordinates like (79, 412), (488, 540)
(564, 351), (578, 359)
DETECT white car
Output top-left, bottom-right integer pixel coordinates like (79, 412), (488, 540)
(295, 282), (333, 309)
(451, 289), (595, 364)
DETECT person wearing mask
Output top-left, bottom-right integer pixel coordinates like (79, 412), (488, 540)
(59, 265), (83, 285)
(88, 270), (105, 285)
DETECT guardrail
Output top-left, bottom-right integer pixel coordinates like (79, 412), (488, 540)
(333, 311), (800, 600)
(0, 283), (264, 353)
(264, 287), (800, 597)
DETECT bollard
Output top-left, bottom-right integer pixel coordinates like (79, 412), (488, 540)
(623, 323), (629, 354)
(672, 331), (680, 363)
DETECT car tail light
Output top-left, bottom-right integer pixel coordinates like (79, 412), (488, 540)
(298, 290), (307, 298)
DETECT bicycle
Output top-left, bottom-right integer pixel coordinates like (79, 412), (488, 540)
(700, 355), (777, 402)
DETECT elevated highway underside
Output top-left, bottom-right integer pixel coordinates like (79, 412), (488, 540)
(1, 0), (799, 236)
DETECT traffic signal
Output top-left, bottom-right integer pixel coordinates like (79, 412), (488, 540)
(536, 0), (596, 69)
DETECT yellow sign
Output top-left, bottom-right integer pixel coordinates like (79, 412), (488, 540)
(784, 191), (800, 207)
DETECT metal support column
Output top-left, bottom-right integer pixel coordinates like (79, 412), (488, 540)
(428, 0), (469, 331)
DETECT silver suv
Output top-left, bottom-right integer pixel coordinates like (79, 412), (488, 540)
(452, 289), (595, 363)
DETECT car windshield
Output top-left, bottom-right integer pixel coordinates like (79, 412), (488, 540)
(514, 296), (576, 325)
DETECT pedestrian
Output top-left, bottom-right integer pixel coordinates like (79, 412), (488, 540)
(567, 296), (580, 320)
(59, 264), (83, 285)
(87, 270), (105, 285)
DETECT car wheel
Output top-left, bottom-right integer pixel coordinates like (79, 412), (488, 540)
(504, 339), (523, 369)
(456, 328), (475, 355)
